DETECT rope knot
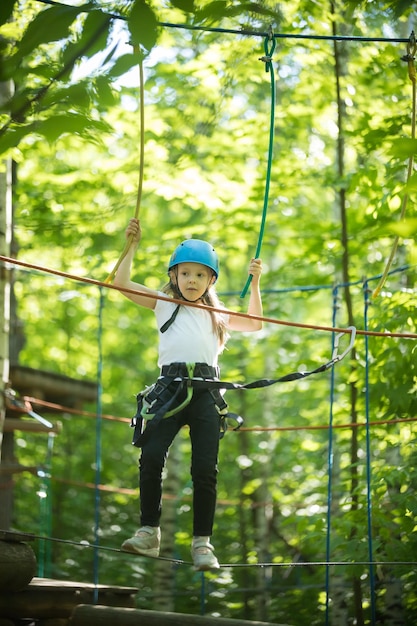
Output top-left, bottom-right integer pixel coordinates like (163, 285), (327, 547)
(261, 28), (276, 73)
(402, 31), (417, 83)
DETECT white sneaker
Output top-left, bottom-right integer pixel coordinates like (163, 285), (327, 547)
(121, 526), (161, 557)
(191, 537), (220, 571)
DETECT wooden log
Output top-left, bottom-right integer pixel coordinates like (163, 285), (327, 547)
(3, 418), (62, 434)
(70, 605), (289, 626)
(0, 530), (35, 542)
(0, 539), (36, 591)
(0, 461), (38, 475)
(10, 365), (98, 405)
(0, 578), (138, 620)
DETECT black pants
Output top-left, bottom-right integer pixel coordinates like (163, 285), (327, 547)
(138, 387), (221, 536)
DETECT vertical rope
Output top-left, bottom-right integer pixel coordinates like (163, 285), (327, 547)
(324, 286), (339, 626)
(105, 49), (145, 284)
(93, 287), (105, 602)
(363, 279), (376, 624)
(241, 34), (276, 298)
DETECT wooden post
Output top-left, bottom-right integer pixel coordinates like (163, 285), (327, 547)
(70, 605), (289, 626)
(0, 538), (37, 591)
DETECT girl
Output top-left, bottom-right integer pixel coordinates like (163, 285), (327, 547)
(115, 217), (263, 570)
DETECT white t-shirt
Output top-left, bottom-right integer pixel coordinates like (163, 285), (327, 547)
(154, 295), (229, 367)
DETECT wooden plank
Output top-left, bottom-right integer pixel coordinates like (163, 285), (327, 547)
(10, 365), (97, 404)
(30, 577), (137, 594)
(70, 605), (290, 626)
(0, 578), (138, 620)
(0, 462), (38, 475)
(3, 418), (62, 434)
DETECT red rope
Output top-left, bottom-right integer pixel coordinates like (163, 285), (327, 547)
(2, 254), (416, 339)
(24, 395), (417, 432)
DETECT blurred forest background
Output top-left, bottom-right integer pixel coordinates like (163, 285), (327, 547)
(0, 0), (416, 624)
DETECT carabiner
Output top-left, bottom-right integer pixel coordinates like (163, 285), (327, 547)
(331, 326), (356, 363)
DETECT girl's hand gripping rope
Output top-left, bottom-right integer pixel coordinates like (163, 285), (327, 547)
(126, 217), (142, 246)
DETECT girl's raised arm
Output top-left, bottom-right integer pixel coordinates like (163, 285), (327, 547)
(227, 258), (263, 332)
(113, 218), (158, 310)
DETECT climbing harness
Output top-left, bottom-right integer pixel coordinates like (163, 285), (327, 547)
(130, 327), (356, 447)
(130, 362), (234, 447)
(373, 31), (416, 298)
(241, 31), (276, 298)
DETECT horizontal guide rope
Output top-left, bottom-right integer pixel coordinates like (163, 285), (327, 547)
(34, 0), (409, 43)
(2, 530), (415, 568)
(22, 396), (417, 431)
(1, 255), (416, 339)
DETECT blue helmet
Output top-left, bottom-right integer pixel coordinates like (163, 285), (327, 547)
(168, 239), (219, 281)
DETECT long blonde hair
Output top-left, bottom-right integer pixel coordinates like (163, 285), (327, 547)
(162, 271), (229, 347)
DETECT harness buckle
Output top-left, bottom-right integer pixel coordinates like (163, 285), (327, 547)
(186, 362), (195, 386)
(331, 326), (356, 363)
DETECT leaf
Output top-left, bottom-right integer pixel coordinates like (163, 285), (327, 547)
(94, 76), (116, 108)
(35, 113), (108, 143)
(128, 0), (159, 52)
(14, 4), (86, 61)
(60, 10), (112, 81)
(80, 9), (112, 59)
(387, 218), (417, 237)
(385, 0), (417, 18)
(107, 53), (142, 78)
(0, 124), (33, 155)
(102, 42), (119, 67)
(404, 172), (417, 191)
(388, 138), (417, 159)
(194, 0), (277, 23)
(169, 0), (195, 12)
(239, 2), (279, 19)
(41, 82), (92, 111)
(0, 0), (17, 27)
(194, 0), (228, 22)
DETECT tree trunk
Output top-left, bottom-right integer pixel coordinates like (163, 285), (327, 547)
(0, 78), (13, 527)
(330, 3), (363, 624)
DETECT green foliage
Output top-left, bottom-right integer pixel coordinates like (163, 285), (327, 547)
(13, 4), (83, 62)
(0, 0), (17, 27)
(128, 0), (159, 51)
(4, 0), (417, 624)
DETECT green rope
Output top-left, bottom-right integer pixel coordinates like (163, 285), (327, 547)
(241, 34), (276, 298)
